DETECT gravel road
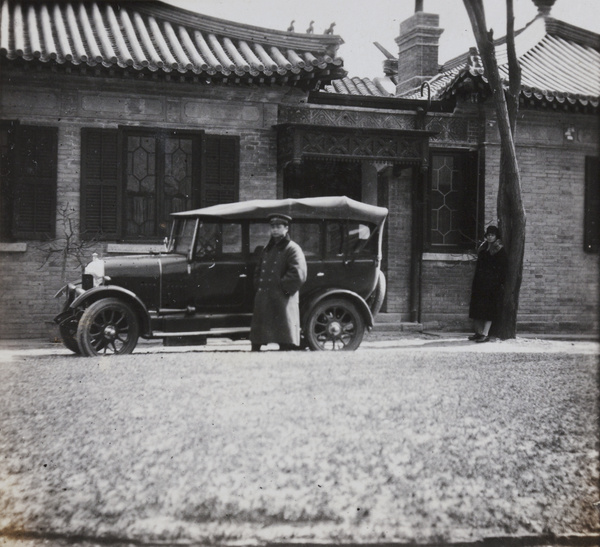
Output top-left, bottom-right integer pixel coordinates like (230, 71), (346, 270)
(0, 341), (598, 546)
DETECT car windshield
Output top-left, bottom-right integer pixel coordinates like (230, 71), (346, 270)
(170, 219), (196, 255)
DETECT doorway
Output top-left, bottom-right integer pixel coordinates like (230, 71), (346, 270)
(283, 159), (361, 200)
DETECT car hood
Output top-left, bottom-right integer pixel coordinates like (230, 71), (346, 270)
(102, 253), (187, 277)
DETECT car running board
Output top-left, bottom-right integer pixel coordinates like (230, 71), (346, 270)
(152, 327), (251, 337)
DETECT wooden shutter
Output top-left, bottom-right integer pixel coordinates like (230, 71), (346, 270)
(12, 125), (58, 239)
(202, 135), (239, 207)
(584, 156), (599, 253)
(0, 121), (16, 241)
(81, 128), (120, 239)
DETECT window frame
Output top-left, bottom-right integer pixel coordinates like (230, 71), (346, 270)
(120, 126), (203, 241)
(80, 126), (240, 242)
(425, 148), (482, 252)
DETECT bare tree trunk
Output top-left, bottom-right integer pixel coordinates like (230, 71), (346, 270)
(505, 0), (520, 133)
(463, 0), (526, 339)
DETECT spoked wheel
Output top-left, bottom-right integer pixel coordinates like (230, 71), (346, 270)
(76, 298), (139, 356)
(305, 298), (365, 351)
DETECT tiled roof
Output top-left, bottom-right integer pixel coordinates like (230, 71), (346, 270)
(324, 75), (397, 97)
(323, 15), (599, 111)
(0, 0), (346, 86)
(403, 17), (600, 111)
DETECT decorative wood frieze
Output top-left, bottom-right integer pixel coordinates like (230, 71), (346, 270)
(279, 105), (477, 145)
(279, 105), (415, 131)
(425, 115), (472, 143)
(276, 123), (433, 166)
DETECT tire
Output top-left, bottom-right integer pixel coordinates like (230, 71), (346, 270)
(367, 270), (386, 317)
(59, 319), (81, 354)
(76, 298), (139, 356)
(305, 298), (365, 351)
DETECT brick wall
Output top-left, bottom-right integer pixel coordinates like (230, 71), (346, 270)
(239, 131), (278, 201)
(381, 166), (413, 317)
(1, 68), (597, 337)
(420, 107), (599, 332)
(421, 259), (475, 329)
(497, 111), (599, 332)
(0, 69), (292, 338)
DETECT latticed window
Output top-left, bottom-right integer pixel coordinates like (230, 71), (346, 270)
(427, 150), (480, 251)
(81, 128), (239, 240)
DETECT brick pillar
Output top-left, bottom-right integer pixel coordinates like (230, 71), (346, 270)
(395, 11), (444, 96)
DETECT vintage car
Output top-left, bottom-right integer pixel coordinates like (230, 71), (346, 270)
(54, 196), (388, 355)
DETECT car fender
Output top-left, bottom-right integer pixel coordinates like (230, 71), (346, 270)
(301, 289), (374, 330)
(70, 286), (152, 336)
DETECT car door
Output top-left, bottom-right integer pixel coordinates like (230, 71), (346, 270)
(288, 220), (322, 295)
(189, 221), (249, 312)
(321, 220), (378, 296)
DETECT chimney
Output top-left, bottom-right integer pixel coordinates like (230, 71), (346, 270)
(531, 0), (556, 17)
(395, 3), (444, 95)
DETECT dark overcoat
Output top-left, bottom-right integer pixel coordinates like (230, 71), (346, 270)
(469, 241), (508, 321)
(250, 236), (307, 346)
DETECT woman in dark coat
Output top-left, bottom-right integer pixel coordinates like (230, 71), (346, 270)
(468, 225), (508, 343)
(250, 213), (307, 351)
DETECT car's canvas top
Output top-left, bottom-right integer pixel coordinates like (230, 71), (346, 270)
(172, 196), (388, 226)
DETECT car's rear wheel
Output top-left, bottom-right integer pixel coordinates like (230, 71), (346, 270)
(305, 298), (365, 351)
(76, 298), (139, 356)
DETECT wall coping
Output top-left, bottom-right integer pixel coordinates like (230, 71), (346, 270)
(0, 242), (27, 253)
(422, 252), (476, 262)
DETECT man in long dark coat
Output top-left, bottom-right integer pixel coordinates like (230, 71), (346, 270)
(250, 213), (307, 351)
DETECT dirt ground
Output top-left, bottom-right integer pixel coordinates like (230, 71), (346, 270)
(0, 337), (598, 546)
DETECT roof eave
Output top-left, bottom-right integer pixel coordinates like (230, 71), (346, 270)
(137, 1), (344, 53)
(309, 90), (455, 112)
(438, 71), (599, 111)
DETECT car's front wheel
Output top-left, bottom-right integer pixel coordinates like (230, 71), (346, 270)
(60, 319), (81, 354)
(76, 298), (139, 356)
(305, 298), (365, 351)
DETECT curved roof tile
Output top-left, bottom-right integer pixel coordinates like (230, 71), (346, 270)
(323, 15), (598, 112)
(323, 75), (394, 97)
(0, 0), (346, 86)
(402, 16), (600, 111)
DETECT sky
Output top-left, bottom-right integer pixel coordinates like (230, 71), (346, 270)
(162, 0), (600, 78)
